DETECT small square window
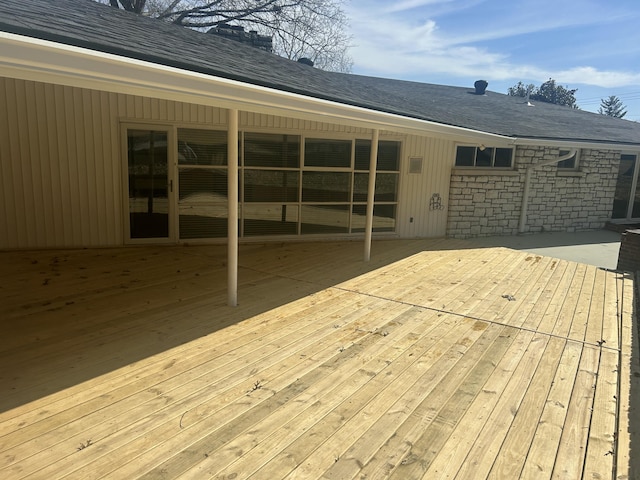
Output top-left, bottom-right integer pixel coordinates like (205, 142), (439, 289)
(558, 149), (579, 169)
(455, 146), (475, 166)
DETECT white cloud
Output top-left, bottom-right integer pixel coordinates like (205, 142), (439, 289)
(346, 0), (640, 91)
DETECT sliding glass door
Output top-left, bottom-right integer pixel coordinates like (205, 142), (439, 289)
(612, 153), (640, 221)
(126, 127), (173, 240)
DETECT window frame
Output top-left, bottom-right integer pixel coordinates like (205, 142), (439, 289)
(454, 145), (514, 169)
(557, 149), (580, 171)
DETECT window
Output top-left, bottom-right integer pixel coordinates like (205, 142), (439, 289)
(304, 138), (351, 168)
(558, 149), (579, 170)
(455, 146), (513, 168)
(244, 133), (299, 168)
(177, 129), (228, 239)
(174, 131), (401, 238)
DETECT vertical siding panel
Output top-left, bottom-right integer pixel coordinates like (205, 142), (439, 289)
(14, 79), (37, 246)
(25, 81), (48, 246)
(0, 78), (19, 248)
(89, 90), (106, 243)
(82, 89), (98, 243)
(43, 83), (63, 245)
(159, 98), (168, 121)
(149, 97), (158, 120)
(56, 85), (74, 246)
(133, 95), (143, 119)
(69, 87), (87, 244)
(142, 97), (151, 119)
(110, 91), (123, 244)
(33, 81), (56, 246)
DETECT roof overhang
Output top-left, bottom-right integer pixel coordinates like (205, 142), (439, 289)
(0, 31), (512, 143)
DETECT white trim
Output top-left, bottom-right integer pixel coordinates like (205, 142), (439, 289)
(364, 129), (379, 261)
(512, 137), (639, 150)
(227, 109), (239, 307)
(120, 123), (176, 244)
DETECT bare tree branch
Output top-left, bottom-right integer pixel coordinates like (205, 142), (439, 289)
(96, 0), (352, 72)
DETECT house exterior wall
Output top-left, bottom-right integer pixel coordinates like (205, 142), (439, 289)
(396, 135), (453, 238)
(0, 77), (451, 250)
(447, 146), (621, 238)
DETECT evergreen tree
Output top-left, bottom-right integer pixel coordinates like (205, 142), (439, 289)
(598, 95), (627, 118)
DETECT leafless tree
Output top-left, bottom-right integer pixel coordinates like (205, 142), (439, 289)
(98, 0), (352, 72)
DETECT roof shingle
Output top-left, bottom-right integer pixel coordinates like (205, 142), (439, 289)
(2, 0), (639, 145)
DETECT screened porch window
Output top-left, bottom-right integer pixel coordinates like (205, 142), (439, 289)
(171, 130), (400, 239)
(177, 128), (228, 239)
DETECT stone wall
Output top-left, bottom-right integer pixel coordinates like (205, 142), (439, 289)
(447, 146), (620, 238)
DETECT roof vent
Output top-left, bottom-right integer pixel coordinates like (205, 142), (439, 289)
(297, 57), (314, 67)
(474, 79), (488, 95)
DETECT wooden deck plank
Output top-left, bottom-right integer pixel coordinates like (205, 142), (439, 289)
(584, 267), (606, 346)
(519, 340), (583, 477)
(523, 261), (579, 333)
(552, 344), (601, 479)
(582, 348), (618, 478)
(550, 262), (589, 340)
(409, 328), (535, 480)
(0, 241), (633, 480)
(450, 333), (553, 479)
(486, 336), (567, 479)
(374, 324), (517, 480)
(181, 309), (462, 480)
(26, 295), (405, 479)
(0, 284), (350, 434)
(616, 272), (638, 480)
(0, 290), (368, 460)
(252, 317), (488, 480)
(117, 306), (435, 480)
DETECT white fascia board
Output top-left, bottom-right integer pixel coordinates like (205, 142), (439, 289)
(0, 32), (510, 143)
(513, 137), (640, 151)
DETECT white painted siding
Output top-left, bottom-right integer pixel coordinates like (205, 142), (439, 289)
(0, 77), (231, 249)
(396, 135), (454, 237)
(0, 77), (452, 249)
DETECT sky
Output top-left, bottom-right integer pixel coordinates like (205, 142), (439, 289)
(343, 0), (640, 121)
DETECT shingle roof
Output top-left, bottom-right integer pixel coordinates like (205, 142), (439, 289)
(2, 0), (639, 145)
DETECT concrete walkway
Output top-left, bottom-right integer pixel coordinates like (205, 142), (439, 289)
(465, 229), (622, 270)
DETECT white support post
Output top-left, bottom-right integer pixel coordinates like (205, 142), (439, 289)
(364, 129), (379, 262)
(227, 108), (239, 306)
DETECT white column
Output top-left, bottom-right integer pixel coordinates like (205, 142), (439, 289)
(364, 129), (379, 262)
(227, 108), (239, 306)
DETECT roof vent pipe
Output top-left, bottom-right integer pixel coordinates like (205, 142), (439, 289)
(474, 79), (488, 95)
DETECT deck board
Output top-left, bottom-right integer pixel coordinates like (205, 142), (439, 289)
(0, 239), (635, 480)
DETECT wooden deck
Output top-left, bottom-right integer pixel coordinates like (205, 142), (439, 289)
(0, 239), (637, 479)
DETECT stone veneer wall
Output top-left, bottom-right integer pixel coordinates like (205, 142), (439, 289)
(447, 146), (620, 239)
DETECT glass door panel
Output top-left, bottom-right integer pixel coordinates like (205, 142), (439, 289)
(127, 129), (170, 238)
(612, 154), (638, 219)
